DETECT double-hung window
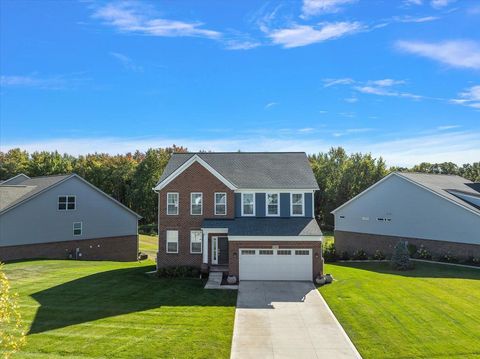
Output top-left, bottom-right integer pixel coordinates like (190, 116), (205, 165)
(167, 193), (179, 215)
(266, 193), (279, 216)
(190, 230), (203, 254)
(214, 192), (227, 215)
(242, 193), (255, 216)
(73, 222), (82, 236)
(291, 193), (304, 216)
(166, 230), (179, 253)
(58, 195), (75, 210)
(191, 193), (203, 215)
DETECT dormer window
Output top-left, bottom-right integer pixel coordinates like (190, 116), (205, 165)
(291, 193), (304, 216)
(58, 196), (75, 211)
(242, 193), (255, 216)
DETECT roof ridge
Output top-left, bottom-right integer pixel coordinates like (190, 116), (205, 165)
(398, 171), (466, 178)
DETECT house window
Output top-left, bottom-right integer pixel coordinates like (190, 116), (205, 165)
(167, 193), (179, 215)
(242, 193), (255, 216)
(291, 193), (304, 216)
(266, 193), (279, 216)
(215, 192), (227, 215)
(277, 250), (291, 255)
(73, 222), (82, 236)
(166, 230), (178, 253)
(190, 230), (203, 254)
(191, 193), (203, 215)
(58, 195), (75, 210)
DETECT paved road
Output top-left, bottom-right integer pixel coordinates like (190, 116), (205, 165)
(231, 281), (361, 359)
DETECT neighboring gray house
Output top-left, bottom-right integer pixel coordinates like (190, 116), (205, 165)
(332, 172), (480, 259)
(0, 173), (140, 262)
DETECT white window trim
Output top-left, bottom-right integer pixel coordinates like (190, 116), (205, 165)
(241, 193), (255, 216)
(166, 192), (179, 215)
(166, 230), (179, 254)
(73, 221), (82, 236)
(265, 192), (280, 217)
(190, 192), (203, 216)
(190, 230), (203, 254)
(214, 192), (227, 216)
(290, 193), (305, 216)
(58, 195), (76, 211)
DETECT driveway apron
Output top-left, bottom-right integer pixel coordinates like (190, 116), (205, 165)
(230, 281), (361, 359)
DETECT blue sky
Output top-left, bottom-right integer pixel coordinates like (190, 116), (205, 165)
(1, 0), (479, 166)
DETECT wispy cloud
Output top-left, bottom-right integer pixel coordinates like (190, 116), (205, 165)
(369, 79), (406, 87)
(224, 39), (261, 50)
(0, 74), (89, 90)
(269, 21), (363, 48)
(323, 78), (355, 87)
(344, 97), (358, 103)
(5, 129), (479, 166)
(437, 125), (460, 130)
(396, 40), (480, 70)
(301, 0), (357, 17)
(431, 0), (456, 9)
(109, 52), (143, 72)
(450, 85), (480, 109)
(394, 15), (440, 23)
(264, 102), (279, 109)
(92, 2), (221, 39)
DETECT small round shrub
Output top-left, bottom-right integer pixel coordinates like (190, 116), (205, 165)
(415, 245), (432, 260)
(352, 249), (368, 260)
(438, 252), (458, 263)
(373, 250), (386, 260)
(391, 240), (414, 271)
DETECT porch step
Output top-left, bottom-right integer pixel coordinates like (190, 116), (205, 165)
(204, 272), (223, 289)
(210, 265), (228, 272)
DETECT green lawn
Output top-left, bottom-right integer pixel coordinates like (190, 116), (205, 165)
(5, 260), (237, 359)
(139, 234), (158, 259)
(320, 261), (480, 359)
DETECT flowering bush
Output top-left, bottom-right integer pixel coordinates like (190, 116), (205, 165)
(352, 249), (368, 260)
(1, 263), (26, 358)
(416, 245), (432, 260)
(373, 250), (386, 260)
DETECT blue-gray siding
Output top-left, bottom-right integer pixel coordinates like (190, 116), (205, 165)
(235, 192), (313, 218)
(0, 176), (138, 247)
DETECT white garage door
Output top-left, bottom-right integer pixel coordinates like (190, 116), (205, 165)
(239, 248), (312, 281)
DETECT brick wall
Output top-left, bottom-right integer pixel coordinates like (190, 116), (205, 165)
(0, 235), (138, 262)
(228, 240), (323, 280)
(335, 230), (480, 259)
(157, 161), (235, 268)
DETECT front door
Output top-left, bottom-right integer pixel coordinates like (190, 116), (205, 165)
(218, 237), (229, 265)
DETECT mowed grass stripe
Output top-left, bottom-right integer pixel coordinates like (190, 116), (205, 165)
(5, 260), (236, 359)
(320, 262), (480, 359)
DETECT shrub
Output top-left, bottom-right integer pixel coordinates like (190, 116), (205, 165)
(438, 252), (458, 263)
(391, 241), (414, 271)
(373, 250), (386, 260)
(323, 242), (337, 262)
(352, 249), (368, 260)
(339, 251), (350, 260)
(415, 245), (432, 260)
(157, 266), (200, 278)
(407, 243), (417, 257)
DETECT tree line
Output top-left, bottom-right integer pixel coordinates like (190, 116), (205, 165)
(1, 147), (478, 228)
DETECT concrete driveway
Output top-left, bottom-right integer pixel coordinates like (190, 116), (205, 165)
(231, 281), (361, 359)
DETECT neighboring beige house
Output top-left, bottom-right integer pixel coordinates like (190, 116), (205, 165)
(333, 172), (480, 259)
(0, 173), (141, 262)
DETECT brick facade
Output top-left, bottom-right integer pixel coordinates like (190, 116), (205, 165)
(228, 240), (323, 280)
(157, 161), (235, 268)
(0, 235), (138, 262)
(335, 230), (480, 259)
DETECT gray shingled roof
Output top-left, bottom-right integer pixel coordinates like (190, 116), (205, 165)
(0, 175), (71, 213)
(202, 218), (322, 236)
(397, 172), (480, 213)
(157, 152), (319, 190)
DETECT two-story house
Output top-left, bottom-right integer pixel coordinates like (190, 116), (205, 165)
(154, 152), (323, 281)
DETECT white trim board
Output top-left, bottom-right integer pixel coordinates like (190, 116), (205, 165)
(153, 154), (237, 191)
(229, 235), (322, 242)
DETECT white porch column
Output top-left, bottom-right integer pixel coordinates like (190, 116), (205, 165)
(202, 230), (209, 264)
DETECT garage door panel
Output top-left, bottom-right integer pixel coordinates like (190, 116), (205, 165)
(239, 248), (312, 281)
